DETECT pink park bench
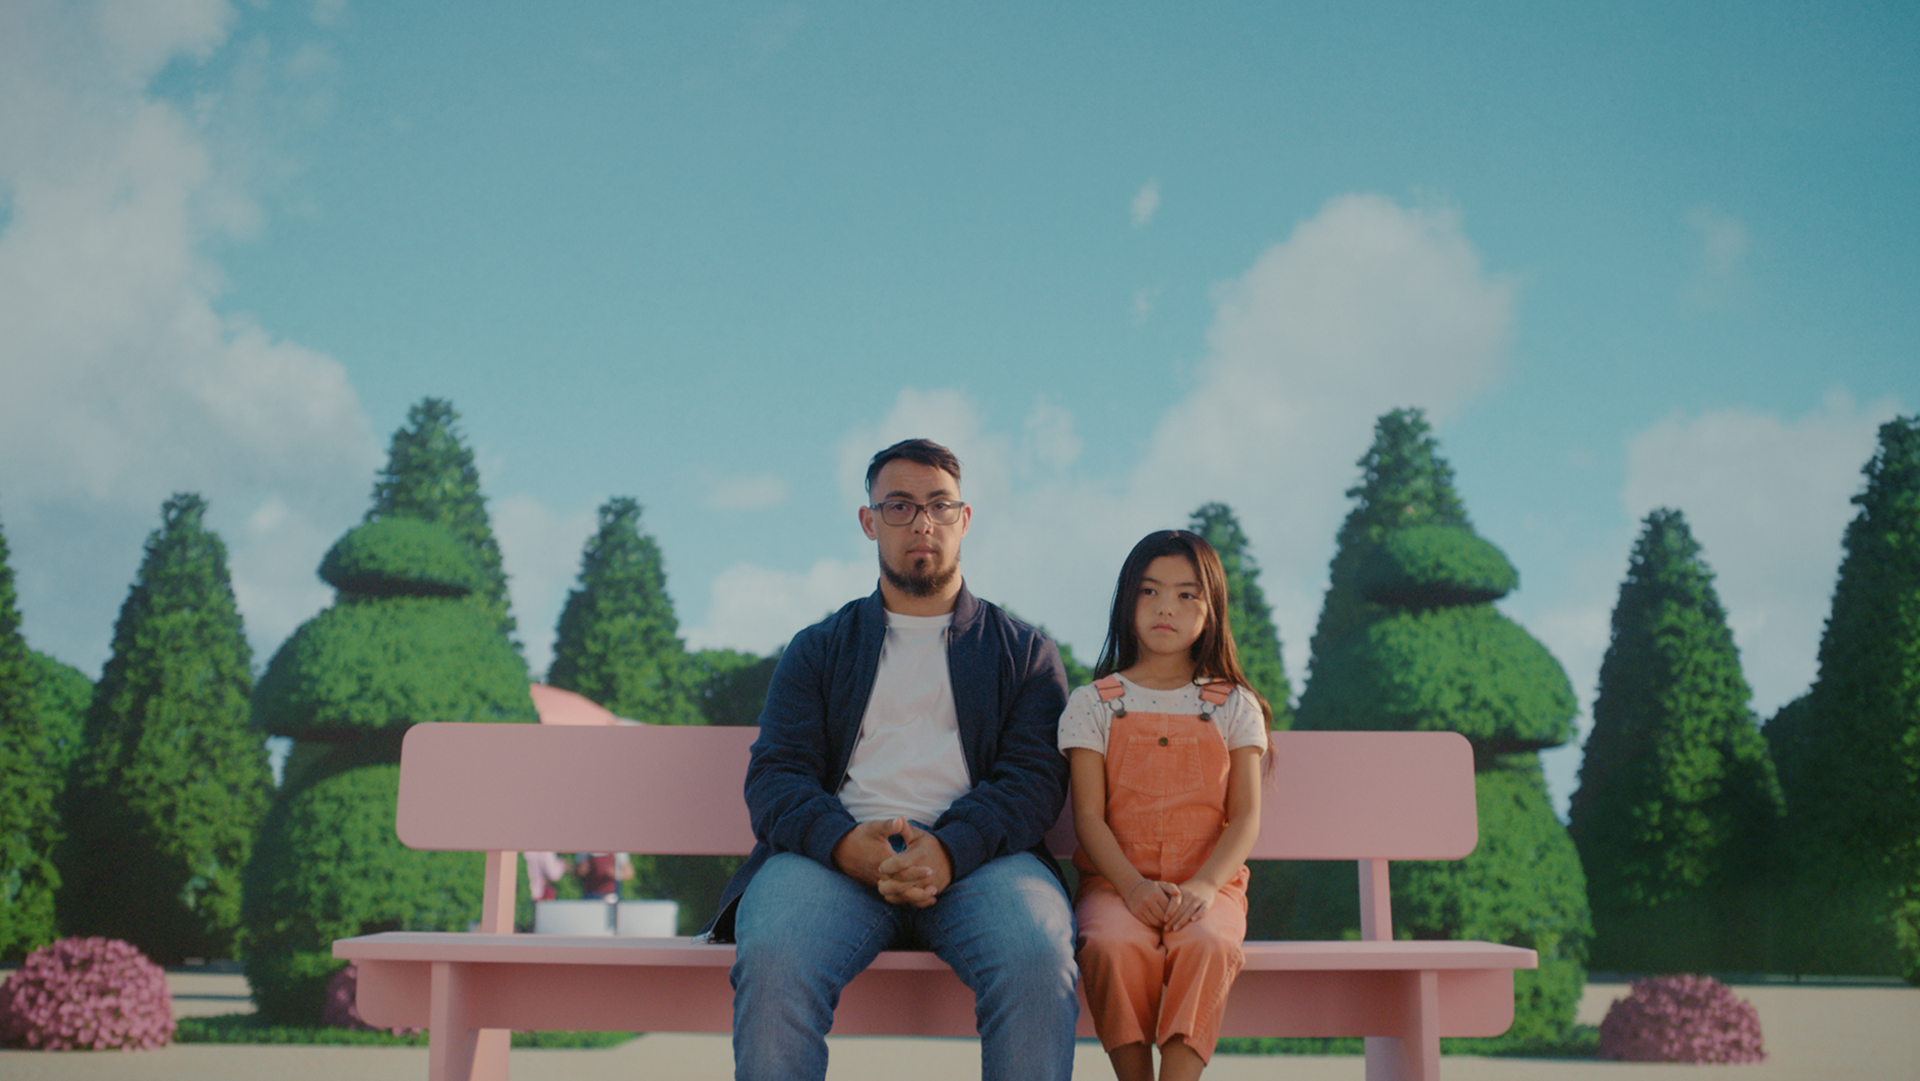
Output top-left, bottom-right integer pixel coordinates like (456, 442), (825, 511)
(334, 722), (1536, 1081)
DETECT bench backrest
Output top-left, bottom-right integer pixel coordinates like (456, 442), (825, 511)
(395, 722), (1478, 862)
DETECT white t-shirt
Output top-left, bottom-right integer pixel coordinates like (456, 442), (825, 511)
(1057, 676), (1268, 757)
(838, 611), (971, 826)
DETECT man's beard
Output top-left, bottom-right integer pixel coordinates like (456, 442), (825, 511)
(881, 553), (960, 598)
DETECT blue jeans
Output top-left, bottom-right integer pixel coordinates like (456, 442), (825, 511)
(731, 850), (1078, 1081)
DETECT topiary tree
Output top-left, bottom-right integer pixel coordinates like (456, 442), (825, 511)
(57, 494), (269, 965)
(1188, 503), (1294, 729)
(1306, 408), (1471, 672)
(547, 498), (701, 725)
(245, 438), (536, 1022)
(25, 650), (91, 780)
(243, 745), (491, 1020)
(549, 498), (766, 931)
(1569, 509), (1784, 974)
(1767, 415), (1920, 980)
(0, 514), (66, 960)
(367, 397), (518, 648)
(687, 647), (781, 727)
(1292, 410), (1589, 1045)
(1182, 503), (1300, 940)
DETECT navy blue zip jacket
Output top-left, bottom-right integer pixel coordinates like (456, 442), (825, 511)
(704, 584), (1070, 941)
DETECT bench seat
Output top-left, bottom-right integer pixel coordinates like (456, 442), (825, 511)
(335, 722), (1537, 1080)
(342, 931), (1532, 1037)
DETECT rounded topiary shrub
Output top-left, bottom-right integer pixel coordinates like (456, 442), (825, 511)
(1299, 604), (1577, 751)
(319, 517), (488, 598)
(252, 595), (536, 741)
(1598, 974), (1766, 1063)
(0, 937), (174, 1050)
(1356, 523), (1519, 607)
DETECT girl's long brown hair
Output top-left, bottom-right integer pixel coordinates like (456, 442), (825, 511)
(1093, 529), (1274, 729)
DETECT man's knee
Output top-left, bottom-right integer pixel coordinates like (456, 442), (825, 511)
(735, 854), (886, 983)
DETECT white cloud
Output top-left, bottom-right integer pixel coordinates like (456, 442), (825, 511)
(0, 0), (378, 672)
(1131, 179), (1160, 227)
(1126, 193), (1515, 678)
(686, 558), (875, 655)
(687, 194), (1518, 681)
(1020, 397), (1082, 476)
(1620, 388), (1902, 717)
(705, 474), (789, 511)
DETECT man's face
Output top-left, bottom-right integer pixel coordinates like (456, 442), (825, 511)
(859, 459), (971, 598)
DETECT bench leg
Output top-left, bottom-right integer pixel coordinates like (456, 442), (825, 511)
(1363, 969), (1440, 1081)
(428, 961), (511, 1081)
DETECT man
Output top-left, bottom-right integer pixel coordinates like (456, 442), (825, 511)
(706, 438), (1079, 1081)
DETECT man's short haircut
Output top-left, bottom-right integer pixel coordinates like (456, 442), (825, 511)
(865, 438), (962, 495)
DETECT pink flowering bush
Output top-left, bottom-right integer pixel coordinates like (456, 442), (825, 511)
(0, 937), (175, 1050)
(321, 963), (421, 1036)
(1598, 974), (1766, 1064)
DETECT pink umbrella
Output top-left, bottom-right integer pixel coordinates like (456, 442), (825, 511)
(528, 683), (618, 726)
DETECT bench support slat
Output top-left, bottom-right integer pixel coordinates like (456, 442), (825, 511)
(427, 961), (510, 1081)
(1358, 857), (1392, 942)
(1364, 968), (1441, 1081)
(479, 851), (517, 936)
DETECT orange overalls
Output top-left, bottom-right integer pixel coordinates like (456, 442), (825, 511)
(1072, 676), (1248, 1063)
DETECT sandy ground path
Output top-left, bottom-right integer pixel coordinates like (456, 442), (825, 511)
(1, 974), (1915, 1080)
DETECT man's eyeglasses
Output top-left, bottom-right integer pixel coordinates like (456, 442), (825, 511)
(868, 499), (968, 527)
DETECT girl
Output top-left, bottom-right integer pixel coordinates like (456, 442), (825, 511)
(1059, 530), (1272, 1081)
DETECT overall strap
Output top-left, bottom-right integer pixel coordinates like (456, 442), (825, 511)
(1196, 679), (1233, 721)
(1093, 675), (1127, 717)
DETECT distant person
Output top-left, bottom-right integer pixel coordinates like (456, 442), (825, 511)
(705, 437), (1078, 1081)
(573, 852), (633, 899)
(526, 851), (568, 902)
(1058, 530), (1272, 1081)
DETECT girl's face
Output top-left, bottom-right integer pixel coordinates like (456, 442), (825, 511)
(1132, 553), (1209, 660)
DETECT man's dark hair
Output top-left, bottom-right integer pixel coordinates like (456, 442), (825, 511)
(865, 438), (962, 495)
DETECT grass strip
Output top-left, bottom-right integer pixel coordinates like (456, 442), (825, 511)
(1217, 1025), (1599, 1059)
(174, 1014), (637, 1049)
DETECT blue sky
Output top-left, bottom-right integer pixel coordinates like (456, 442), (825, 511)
(2, 1), (1914, 815)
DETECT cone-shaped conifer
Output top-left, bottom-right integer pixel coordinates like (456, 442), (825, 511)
(1767, 415), (1920, 980)
(0, 515), (66, 958)
(57, 494), (269, 963)
(1188, 503), (1294, 728)
(1570, 509), (1783, 973)
(548, 498), (700, 724)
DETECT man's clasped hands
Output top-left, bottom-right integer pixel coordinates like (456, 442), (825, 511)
(830, 816), (952, 908)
